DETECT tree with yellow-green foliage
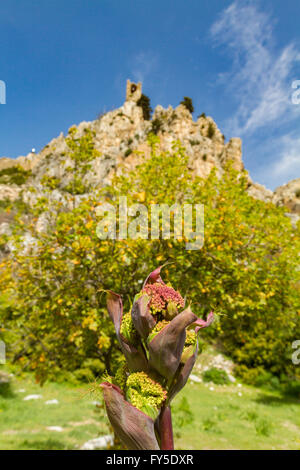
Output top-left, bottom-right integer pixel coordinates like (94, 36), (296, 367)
(0, 131), (299, 385)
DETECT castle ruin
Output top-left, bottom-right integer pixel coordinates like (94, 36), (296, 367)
(126, 80), (142, 103)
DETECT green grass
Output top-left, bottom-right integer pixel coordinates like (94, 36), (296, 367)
(172, 380), (300, 450)
(0, 366), (299, 450)
(0, 369), (110, 450)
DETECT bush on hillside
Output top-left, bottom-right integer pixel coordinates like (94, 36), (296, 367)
(207, 122), (215, 139)
(137, 94), (152, 120)
(151, 118), (163, 135)
(0, 166), (32, 186)
(202, 367), (230, 385)
(180, 97), (194, 113)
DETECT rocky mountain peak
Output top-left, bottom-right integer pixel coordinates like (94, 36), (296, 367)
(0, 80), (299, 218)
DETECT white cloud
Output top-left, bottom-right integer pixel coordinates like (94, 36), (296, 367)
(250, 133), (300, 189)
(130, 52), (158, 84)
(210, 1), (300, 136)
(272, 135), (300, 180)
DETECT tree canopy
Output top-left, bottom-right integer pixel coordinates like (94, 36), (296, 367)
(0, 131), (299, 385)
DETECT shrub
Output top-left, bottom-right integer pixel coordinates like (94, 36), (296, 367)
(41, 175), (61, 190)
(0, 372), (13, 398)
(207, 122), (215, 139)
(180, 97), (194, 114)
(235, 365), (265, 385)
(151, 118), (163, 135)
(202, 367), (230, 385)
(236, 365), (300, 395)
(284, 380), (300, 398)
(137, 94), (152, 120)
(0, 166), (32, 185)
(124, 149), (132, 157)
(63, 127), (100, 195)
(0, 382), (13, 398)
(0, 198), (12, 210)
(254, 371), (280, 389)
(73, 367), (96, 383)
(64, 176), (90, 195)
(83, 358), (105, 378)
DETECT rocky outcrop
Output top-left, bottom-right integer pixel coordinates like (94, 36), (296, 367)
(0, 152), (41, 172)
(0, 184), (23, 202)
(273, 179), (300, 214)
(247, 182), (273, 203)
(0, 81), (244, 193)
(0, 81), (298, 217)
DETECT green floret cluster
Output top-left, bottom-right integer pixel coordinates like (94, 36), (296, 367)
(147, 320), (169, 343)
(126, 372), (167, 419)
(184, 329), (197, 347)
(115, 362), (128, 391)
(181, 329), (198, 363)
(120, 311), (139, 345)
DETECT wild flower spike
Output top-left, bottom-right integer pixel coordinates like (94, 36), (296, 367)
(104, 267), (214, 450)
(126, 372), (167, 420)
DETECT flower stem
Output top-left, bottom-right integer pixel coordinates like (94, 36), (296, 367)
(159, 405), (174, 450)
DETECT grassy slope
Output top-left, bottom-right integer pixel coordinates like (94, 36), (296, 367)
(0, 372), (110, 450)
(173, 382), (300, 450)
(0, 369), (299, 450)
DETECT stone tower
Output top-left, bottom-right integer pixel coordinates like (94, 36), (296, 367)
(126, 80), (142, 102)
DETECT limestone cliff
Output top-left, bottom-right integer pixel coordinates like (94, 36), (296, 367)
(0, 80), (298, 216)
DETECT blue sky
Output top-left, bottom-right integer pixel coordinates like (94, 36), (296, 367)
(0, 0), (299, 190)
